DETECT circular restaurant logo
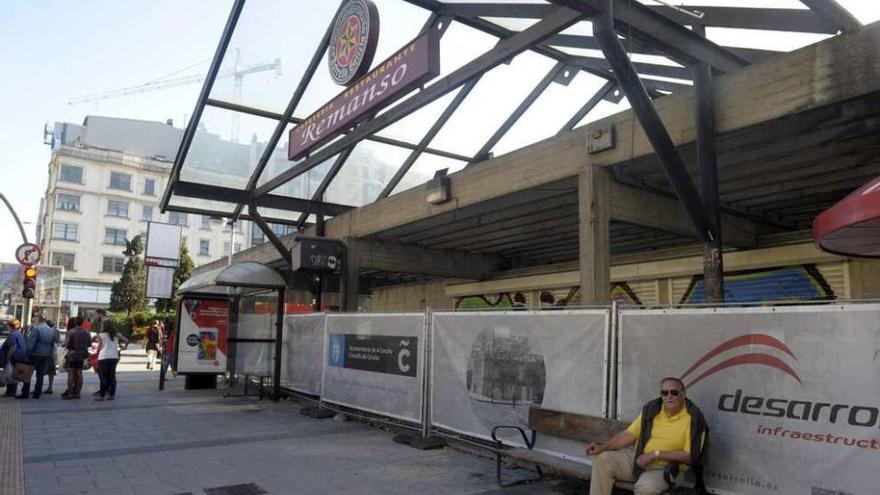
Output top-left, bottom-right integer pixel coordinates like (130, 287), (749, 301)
(328, 0), (379, 87)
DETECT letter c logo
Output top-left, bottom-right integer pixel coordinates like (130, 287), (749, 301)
(398, 348), (410, 373)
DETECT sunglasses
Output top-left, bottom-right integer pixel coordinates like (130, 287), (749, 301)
(660, 389), (681, 397)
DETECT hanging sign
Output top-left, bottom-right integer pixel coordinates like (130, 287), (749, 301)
(289, 30), (441, 161)
(328, 0), (380, 87)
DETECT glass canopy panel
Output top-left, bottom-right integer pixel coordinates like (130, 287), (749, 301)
(389, 154), (467, 197)
(706, 27), (830, 52)
(180, 106), (280, 189)
(167, 195), (238, 217)
(493, 71), (619, 156)
(480, 17), (540, 32)
(428, 50), (556, 157)
(375, 89), (459, 145)
(207, 0), (337, 114)
(323, 140), (415, 206)
(256, 136), (337, 201)
(253, 206), (308, 224)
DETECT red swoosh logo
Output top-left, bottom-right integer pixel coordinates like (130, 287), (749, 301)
(680, 334), (797, 382)
(685, 353), (802, 388)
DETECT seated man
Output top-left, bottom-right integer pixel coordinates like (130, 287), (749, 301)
(585, 377), (708, 495)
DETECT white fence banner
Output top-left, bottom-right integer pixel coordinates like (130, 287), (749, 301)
(282, 313), (326, 395)
(618, 304), (880, 495)
(431, 311), (609, 459)
(322, 313), (426, 423)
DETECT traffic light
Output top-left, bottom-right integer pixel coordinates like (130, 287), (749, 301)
(22, 267), (37, 299)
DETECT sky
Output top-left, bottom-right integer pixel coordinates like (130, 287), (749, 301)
(1, 0), (878, 265)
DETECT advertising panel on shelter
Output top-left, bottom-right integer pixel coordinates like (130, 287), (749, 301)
(321, 313), (425, 423)
(176, 297), (229, 374)
(618, 304), (880, 495)
(431, 311), (609, 459)
(282, 313), (326, 395)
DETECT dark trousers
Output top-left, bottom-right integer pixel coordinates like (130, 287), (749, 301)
(98, 358), (119, 397)
(21, 355), (50, 398)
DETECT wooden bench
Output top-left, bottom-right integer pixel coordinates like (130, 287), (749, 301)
(491, 407), (635, 490)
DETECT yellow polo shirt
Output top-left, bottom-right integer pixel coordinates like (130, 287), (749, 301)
(626, 407), (691, 468)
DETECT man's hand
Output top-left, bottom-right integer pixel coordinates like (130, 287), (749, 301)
(635, 452), (656, 469)
(585, 442), (605, 456)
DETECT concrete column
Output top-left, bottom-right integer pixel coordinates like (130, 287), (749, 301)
(578, 165), (611, 304)
(342, 237), (361, 312)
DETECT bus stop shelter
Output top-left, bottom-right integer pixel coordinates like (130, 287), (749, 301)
(176, 261), (287, 399)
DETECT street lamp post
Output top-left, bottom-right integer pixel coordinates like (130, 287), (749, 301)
(209, 216), (236, 265)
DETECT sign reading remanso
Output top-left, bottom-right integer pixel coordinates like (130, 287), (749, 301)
(328, 333), (417, 377)
(289, 30), (440, 160)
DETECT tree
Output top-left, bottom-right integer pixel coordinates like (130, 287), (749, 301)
(156, 243), (194, 312)
(109, 237), (147, 314)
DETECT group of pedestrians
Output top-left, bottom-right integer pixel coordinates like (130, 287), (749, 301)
(1, 309), (127, 401)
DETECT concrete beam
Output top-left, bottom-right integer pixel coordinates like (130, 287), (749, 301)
(609, 182), (759, 249)
(348, 238), (501, 280)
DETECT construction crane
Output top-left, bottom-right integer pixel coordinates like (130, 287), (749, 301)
(68, 49), (282, 141)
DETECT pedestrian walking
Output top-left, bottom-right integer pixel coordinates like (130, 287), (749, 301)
(63, 316), (90, 400)
(145, 320), (160, 370)
(1, 319), (25, 397)
(95, 320), (127, 400)
(43, 319), (60, 395)
(19, 315), (55, 399)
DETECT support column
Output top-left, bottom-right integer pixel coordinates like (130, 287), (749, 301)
(694, 25), (725, 303)
(342, 237), (360, 312)
(578, 165), (611, 305)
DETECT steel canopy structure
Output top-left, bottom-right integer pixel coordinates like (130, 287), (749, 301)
(161, 0), (870, 302)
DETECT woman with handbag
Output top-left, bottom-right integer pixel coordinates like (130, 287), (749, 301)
(63, 317), (90, 400)
(95, 320), (126, 400)
(1, 319), (24, 397)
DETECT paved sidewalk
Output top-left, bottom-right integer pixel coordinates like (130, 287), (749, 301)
(6, 355), (577, 495)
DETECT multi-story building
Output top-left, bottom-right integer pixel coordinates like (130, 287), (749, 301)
(36, 116), (268, 317)
(36, 115), (430, 317)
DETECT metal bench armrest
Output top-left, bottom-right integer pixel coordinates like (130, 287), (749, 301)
(491, 425), (537, 449)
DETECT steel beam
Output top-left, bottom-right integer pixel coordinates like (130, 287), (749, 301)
(569, 55), (692, 81)
(443, 3), (840, 34)
(799, 0), (861, 33)
(559, 81), (616, 133)
(550, 0), (748, 72)
(473, 62), (567, 162)
(173, 181), (352, 217)
(161, 0), (245, 212)
(545, 33), (778, 64)
(254, 6), (584, 197)
(694, 24), (724, 303)
(379, 77), (481, 200)
(592, 2), (715, 243)
(230, 0), (347, 222)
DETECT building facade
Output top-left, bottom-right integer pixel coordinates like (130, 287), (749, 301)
(36, 116), (274, 317)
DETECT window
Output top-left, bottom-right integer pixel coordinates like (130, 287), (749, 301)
(51, 252), (75, 271)
(234, 243), (241, 253)
(102, 256), (125, 273)
(200, 215), (211, 230)
(199, 239), (210, 256)
(59, 164), (83, 184)
(143, 178), (156, 196)
(168, 211), (188, 226)
(109, 172), (132, 191)
(104, 228), (127, 246)
(107, 200), (129, 218)
(223, 241), (231, 257)
(270, 223), (297, 237)
(142, 205), (153, 222)
(53, 222), (78, 241)
(251, 223), (265, 246)
(56, 193), (80, 212)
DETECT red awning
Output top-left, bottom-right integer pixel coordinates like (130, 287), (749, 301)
(814, 175), (880, 258)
